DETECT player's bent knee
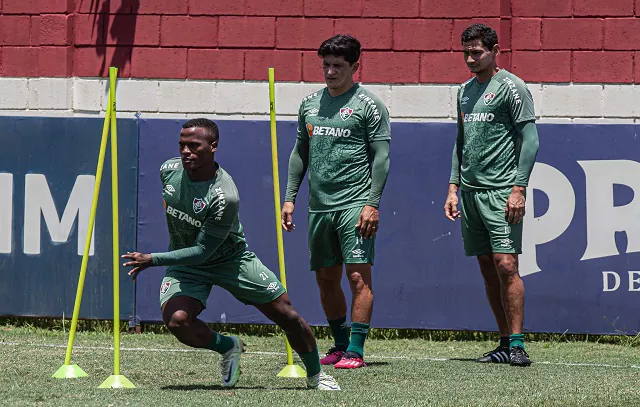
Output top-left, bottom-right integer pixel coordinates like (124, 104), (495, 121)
(347, 271), (372, 292)
(274, 300), (301, 326)
(273, 307), (305, 333)
(348, 273), (365, 291)
(284, 310), (305, 331)
(494, 257), (519, 280)
(165, 309), (191, 332)
(259, 294), (304, 330)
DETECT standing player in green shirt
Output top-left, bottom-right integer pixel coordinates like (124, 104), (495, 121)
(121, 119), (340, 390)
(282, 35), (391, 369)
(444, 24), (539, 367)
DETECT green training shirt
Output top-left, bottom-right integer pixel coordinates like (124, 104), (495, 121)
(287, 84), (391, 212)
(450, 69), (536, 191)
(156, 158), (247, 268)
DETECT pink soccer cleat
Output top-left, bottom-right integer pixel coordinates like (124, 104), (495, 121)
(320, 347), (345, 365)
(334, 354), (366, 369)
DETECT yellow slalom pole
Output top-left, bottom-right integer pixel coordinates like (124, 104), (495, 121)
(99, 66), (135, 389)
(110, 67), (121, 377)
(52, 94), (112, 380)
(269, 68), (306, 379)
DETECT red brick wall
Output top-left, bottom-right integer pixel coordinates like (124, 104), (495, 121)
(0, 0), (638, 83)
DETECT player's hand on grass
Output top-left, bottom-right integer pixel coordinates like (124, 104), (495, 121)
(122, 252), (153, 281)
(356, 205), (379, 239)
(444, 185), (461, 221)
(506, 186), (526, 224)
(281, 201), (296, 232)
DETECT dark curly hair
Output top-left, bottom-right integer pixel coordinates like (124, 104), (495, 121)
(461, 24), (499, 50)
(318, 34), (361, 65)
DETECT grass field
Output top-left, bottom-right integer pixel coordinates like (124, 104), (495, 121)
(2, 326), (640, 406)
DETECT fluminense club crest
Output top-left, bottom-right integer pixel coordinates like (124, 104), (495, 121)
(340, 107), (354, 121)
(483, 92), (496, 105)
(193, 198), (206, 214)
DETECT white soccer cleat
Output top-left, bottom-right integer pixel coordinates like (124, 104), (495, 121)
(306, 371), (341, 391)
(220, 336), (244, 387)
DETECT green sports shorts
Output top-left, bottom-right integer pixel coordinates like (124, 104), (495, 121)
(460, 187), (523, 257)
(159, 250), (286, 308)
(308, 205), (375, 271)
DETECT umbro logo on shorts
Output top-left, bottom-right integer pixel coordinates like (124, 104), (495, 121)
(498, 238), (513, 249)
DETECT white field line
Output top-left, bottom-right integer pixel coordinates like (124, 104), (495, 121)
(1, 340), (638, 370)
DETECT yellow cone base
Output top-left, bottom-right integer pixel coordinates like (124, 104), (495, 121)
(52, 364), (88, 379)
(277, 364), (307, 378)
(98, 375), (136, 388)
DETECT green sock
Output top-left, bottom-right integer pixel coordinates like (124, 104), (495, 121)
(346, 322), (370, 357)
(328, 316), (349, 350)
(510, 333), (525, 350)
(500, 336), (510, 348)
(207, 331), (235, 354)
(299, 347), (321, 377)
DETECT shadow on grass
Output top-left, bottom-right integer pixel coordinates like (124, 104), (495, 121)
(448, 357), (482, 362)
(162, 384), (303, 391)
(363, 361), (391, 367)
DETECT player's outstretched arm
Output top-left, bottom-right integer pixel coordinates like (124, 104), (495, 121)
(152, 232), (227, 266)
(150, 194), (239, 268)
(123, 193), (240, 279)
(121, 251), (153, 280)
(122, 232), (228, 280)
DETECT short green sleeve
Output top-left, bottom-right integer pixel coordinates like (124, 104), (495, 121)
(364, 95), (391, 142)
(203, 188), (239, 239)
(296, 100), (308, 141)
(506, 78), (536, 124)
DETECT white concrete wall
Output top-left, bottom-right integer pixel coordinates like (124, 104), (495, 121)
(1, 77), (637, 124)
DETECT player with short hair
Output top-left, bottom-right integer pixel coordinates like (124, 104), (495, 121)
(122, 118), (340, 390)
(444, 24), (539, 367)
(282, 34), (391, 369)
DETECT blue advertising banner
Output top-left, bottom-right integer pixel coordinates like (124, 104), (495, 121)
(136, 119), (640, 335)
(0, 117), (138, 319)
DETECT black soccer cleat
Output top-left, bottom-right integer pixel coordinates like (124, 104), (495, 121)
(509, 346), (532, 367)
(476, 345), (510, 363)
